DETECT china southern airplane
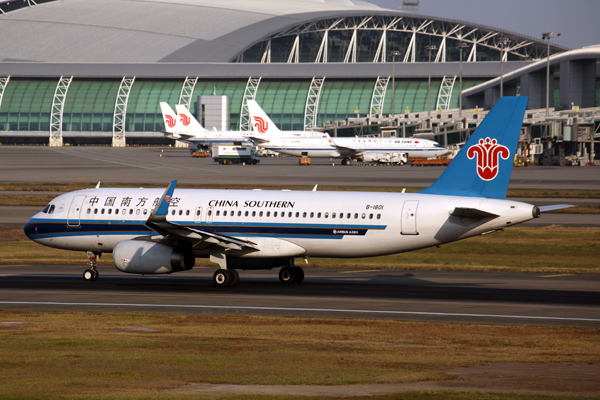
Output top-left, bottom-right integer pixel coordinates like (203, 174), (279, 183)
(247, 100), (448, 164)
(24, 97), (569, 287)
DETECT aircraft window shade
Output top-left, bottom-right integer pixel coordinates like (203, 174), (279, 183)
(108, 209), (112, 215)
(303, 212), (307, 218)
(223, 211), (227, 216)
(317, 212), (321, 218)
(274, 212), (278, 217)
(369, 213), (373, 219)
(362, 213), (366, 219)
(310, 212), (314, 218)
(136, 209), (140, 215)
(49, 205), (55, 214)
(87, 208), (91, 214)
(325, 213), (329, 218)
(101, 209), (105, 215)
(252, 211), (256, 217)
(122, 209), (126, 215)
(354, 213), (358, 219)
(245, 211), (249, 217)
(266, 211), (270, 217)
(216, 210), (220, 216)
(377, 214), (381, 219)
(259, 211), (263, 217)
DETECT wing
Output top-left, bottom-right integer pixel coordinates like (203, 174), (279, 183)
(326, 134), (361, 157)
(145, 180), (259, 251)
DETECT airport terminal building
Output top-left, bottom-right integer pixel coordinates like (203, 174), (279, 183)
(0, 0), (597, 161)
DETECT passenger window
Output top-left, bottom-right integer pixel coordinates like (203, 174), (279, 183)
(310, 212), (314, 218)
(115, 209), (119, 215)
(196, 210), (200, 216)
(108, 209), (112, 215)
(129, 209), (133, 215)
(186, 210), (190, 216)
(223, 211), (227, 216)
(208, 210), (212, 216)
(259, 211), (263, 217)
(377, 214), (381, 219)
(338, 213), (342, 219)
(288, 212), (292, 217)
(87, 208), (91, 214)
(143, 209), (148, 215)
(136, 209), (140, 215)
(369, 213), (373, 219)
(325, 213), (329, 218)
(266, 211), (270, 217)
(274, 212), (278, 217)
(94, 209), (98, 214)
(245, 211), (249, 217)
(348, 213), (351, 219)
(238, 211), (241, 216)
(317, 212), (321, 218)
(252, 211), (256, 217)
(179, 210), (183, 216)
(171, 210), (175, 215)
(230, 210), (234, 216)
(216, 210), (220, 216)
(296, 212), (300, 218)
(101, 209), (105, 214)
(354, 213), (358, 219)
(122, 209), (126, 215)
(362, 213), (366, 219)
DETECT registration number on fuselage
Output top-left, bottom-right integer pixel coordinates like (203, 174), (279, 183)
(365, 205), (384, 210)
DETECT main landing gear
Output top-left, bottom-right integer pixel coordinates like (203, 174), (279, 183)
(213, 269), (240, 287)
(83, 251), (100, 281)
(279, 265), (304, 284)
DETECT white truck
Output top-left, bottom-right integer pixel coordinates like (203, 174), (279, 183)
(362, 152), (408, 165)
(213, 145), (260, 165)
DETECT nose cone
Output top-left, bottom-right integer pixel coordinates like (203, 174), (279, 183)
(23, 214), (43, 242)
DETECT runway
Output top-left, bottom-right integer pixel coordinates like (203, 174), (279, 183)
(1, 265), (598, 328)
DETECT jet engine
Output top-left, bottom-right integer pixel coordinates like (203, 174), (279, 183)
(113, 241), (195, 274)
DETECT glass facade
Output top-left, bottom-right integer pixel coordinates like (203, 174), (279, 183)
(254, 80), (310, 130)
(62, 80), (120, 132)
(0, 79), (56, 131)
(125, 80), (181, 132)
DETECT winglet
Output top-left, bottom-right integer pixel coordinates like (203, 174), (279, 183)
(147, 180), (177, 223)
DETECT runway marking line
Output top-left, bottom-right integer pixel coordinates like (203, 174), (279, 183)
(0, 301), (598, 323)
(339, 270), (380, 274)
(537, 274), (574, 278)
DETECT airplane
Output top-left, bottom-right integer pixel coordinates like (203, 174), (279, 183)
(247, 100), (448, 164)
(159, 102), (209, 141)
(24, 97), (572, 287)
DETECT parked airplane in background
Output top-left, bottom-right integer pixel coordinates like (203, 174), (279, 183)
(247, 100), (448, 164)
(25, 97), (571, 287)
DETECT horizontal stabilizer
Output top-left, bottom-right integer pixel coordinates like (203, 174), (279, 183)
(451, 207), (499, 219)
(539, 204), (575, 212)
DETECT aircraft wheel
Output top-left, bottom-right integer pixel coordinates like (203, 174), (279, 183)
(279, 266), (295, 284)
(292, 266), (304, 284)
(213, 269), (232, 287)
(83, 269), (98, 281)
(229, 269), (239, 287)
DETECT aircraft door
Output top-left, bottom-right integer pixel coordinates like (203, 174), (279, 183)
(401, 200), (419, 235)
(206, 206), (213, 223)
(67, 195), (86, 227)
(194, 207), (203, 223)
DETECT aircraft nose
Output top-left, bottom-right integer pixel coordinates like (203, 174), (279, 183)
(23, 218), (40, 241)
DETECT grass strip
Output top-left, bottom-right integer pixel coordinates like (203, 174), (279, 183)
(2, 227), (599, 273)
(0, 311), (598, 399)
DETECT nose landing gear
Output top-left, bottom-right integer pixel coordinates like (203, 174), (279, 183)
(83, 251), (100, 281)
(279, 265), (304, 284)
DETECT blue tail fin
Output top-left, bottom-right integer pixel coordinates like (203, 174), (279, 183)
(419, 97), (528, 199)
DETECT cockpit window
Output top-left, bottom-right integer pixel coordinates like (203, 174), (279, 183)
(48, 205), (55, 214)
(42, 205), (50, 213)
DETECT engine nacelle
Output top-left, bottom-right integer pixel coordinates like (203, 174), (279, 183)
(113, 240), (195, 274)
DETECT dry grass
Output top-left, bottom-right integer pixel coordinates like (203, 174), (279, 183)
(0, 312), (598, 399)
(2, 227), (599, 273)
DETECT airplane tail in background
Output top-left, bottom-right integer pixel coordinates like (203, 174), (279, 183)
(175, 105), (207, 133)
(160, 102), (180, 134)
(247, 100), (282, 137)
(420, 97), (528, 199)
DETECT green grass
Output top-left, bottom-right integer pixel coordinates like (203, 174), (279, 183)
(0, 312), (598, 399)
(3, 227), (598, 273)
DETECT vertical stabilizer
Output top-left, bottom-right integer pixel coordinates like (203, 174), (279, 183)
(175, 105), (207, 133)
(160, 102), (180, 134)
(247, 100), (282, 137)
(419, 97), (528, 199)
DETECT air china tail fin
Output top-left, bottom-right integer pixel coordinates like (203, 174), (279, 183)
(160, 102), (180, 134)
(175, 105), (207, 133)
(247, 100), (282, 137)
(420, 97), (528, 199)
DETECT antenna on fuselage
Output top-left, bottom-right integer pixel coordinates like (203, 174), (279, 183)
(95, 182), (101, 188)
(312, 184), (318, 191)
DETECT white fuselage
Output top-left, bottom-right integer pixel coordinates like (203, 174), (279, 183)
(25, 188), (536, 260)
(257, 134), (448, 159)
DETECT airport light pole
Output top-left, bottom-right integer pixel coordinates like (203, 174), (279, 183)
(457, 42), (470, 119)
(542, 32), (560, 117)
(425, 44), (438, 125)
(390, 51), (401, 119)
(498, 37), (509, 98)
